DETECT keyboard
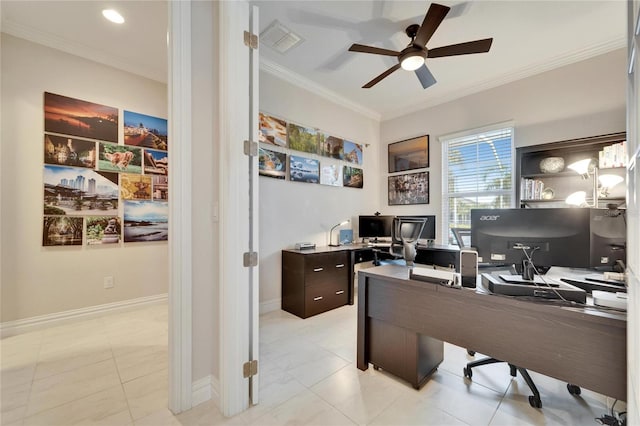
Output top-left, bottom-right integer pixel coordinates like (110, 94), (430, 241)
(560, 277), (626, 294)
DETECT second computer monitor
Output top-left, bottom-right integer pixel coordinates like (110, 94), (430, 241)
(358, 215), (394, 240)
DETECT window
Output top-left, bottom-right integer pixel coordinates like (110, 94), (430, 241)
(441, 124), (515, 245)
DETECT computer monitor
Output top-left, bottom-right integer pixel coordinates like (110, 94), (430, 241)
(358, 215), (394, 240)
(398, 215), (436, 242)
(471, 208), (592, 272)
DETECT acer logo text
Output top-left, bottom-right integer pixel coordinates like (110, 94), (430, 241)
(479, 215), (500, 221)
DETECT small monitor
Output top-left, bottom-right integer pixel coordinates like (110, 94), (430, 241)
(398, 215), (436, 241)
(358, 215), (394, 240)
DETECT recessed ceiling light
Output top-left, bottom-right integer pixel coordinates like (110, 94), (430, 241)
(102, 9), (125, 24)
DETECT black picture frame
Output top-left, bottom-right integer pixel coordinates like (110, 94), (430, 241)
(388, 171), (429, 205)
(388, 135), (429, 173)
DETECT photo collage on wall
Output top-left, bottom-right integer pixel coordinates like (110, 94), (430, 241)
(42, 92), (168, 246)
(258, 112), (364, 189)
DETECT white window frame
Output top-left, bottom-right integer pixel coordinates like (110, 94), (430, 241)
(440, 122), (516, 245)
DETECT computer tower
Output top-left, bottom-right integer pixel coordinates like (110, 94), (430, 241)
(460, 249), (478, 288)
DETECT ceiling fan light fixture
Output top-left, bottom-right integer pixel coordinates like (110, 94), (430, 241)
(400, 54), (425, 71)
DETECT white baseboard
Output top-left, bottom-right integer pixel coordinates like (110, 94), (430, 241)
(191, 374), (220, 408)
(0, 293), (168, 338)
(260, 298), (281, 314)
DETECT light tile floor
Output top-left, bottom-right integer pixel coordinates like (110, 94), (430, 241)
(1, 300), (623, 425)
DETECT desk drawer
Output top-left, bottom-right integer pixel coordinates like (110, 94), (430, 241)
(304, 252), (349, 286)
(305, 280), (349, 317)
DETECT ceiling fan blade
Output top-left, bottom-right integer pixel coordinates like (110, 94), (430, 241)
(363, 63), (402, 88)
(415, 64), (437, 89)
(349, 43), (400, 56)
(414, 3), (451, 47)
(428, 38), (493, 58)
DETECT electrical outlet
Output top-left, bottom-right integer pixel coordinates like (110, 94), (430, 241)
(104, 276), (114, 289)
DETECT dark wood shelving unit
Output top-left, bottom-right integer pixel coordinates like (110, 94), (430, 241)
(516, 132), (627, 208)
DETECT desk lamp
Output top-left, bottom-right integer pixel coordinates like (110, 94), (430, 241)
(328, 220), (350, 247)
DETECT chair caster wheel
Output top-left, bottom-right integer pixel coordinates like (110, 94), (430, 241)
(567, 384), (581, 395)
(463, 367), (472, 379)
(529, 395), (542, 408)
(467, 350), (476, 356)
(373, 365), (380, 371)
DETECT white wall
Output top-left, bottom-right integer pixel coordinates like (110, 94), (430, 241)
(258, 71), (380, 308)
(0, 34), (168, 322)
(380, 49), (626, 242)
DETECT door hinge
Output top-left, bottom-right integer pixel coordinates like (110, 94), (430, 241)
(244, 31), (258, 49)
(244, 140), (258, 156)
(243, 251), (258, 267)
(243, 360), (258, 378)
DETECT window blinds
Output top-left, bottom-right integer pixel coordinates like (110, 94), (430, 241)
(442, 126), (514, 243)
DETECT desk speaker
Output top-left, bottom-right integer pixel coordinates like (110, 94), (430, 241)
(460, 250), (478, 288)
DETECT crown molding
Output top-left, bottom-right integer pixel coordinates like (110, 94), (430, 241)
(260, 57), (382, 122)
(1, 19), (167, 83)
(382, 37), (626, 121)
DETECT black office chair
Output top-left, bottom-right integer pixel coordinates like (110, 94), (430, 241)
(377, 217), (426, 266)
(463, 350), (582, 408)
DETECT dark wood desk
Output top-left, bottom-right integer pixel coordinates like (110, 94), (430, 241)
(357, 265), (627, 400)
(282, 243), (459, 318)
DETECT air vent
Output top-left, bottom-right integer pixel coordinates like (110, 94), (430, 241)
(260, 20), (303, 54)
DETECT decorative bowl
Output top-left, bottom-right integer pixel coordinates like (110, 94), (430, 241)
(541, 188), (555, 200)
(539, 157), (565, 174)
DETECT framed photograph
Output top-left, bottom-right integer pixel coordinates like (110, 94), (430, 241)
(43, 216), (83, 246)
(124, 200), (168, 242)
(86, 216), (121, 245)
(44, 92), (118, 143)
(123, 111), (168, 151)
(143, 149), (168, 175)
(388, 171), (429, 205)
(343, 141), (363, 165)
(320, 164), (343, 187)
(289, 155), (319, 183)
(258, 147), (286, 179)
(98, 142), (143, 174)
(259, 113), (287, 147)
(343, 166), (363, 188)
(43, 165), (118, 216)
(44, 134), (96, 169)
(388, 135), (429, 173)
(288, 123), (319, 154)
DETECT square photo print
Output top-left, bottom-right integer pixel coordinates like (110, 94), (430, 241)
(259, 113), (287, 147)
(121, 174), (152, 200)
(143, 149), (168, 175)
(343, 166), (363, 188)
(258, 147), (286, 179)
(86, 216), (121, 245)
(288, 123), (319, 155)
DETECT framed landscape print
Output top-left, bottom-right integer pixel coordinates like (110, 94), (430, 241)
(388, 135), (429, 173)
(123, 200), (168, 242)
(388, 171), (429, 205)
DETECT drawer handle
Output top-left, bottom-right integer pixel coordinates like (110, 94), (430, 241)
(335, 264), (345, 268)
(313, 296), (323, 301)
(335, 290), (345, 295)
(313, 267), (324, 272)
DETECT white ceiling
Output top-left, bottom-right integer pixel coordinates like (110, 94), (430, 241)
(1, 1), (627, 121)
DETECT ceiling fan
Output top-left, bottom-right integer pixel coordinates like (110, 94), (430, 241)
(348, 2), (493, 89)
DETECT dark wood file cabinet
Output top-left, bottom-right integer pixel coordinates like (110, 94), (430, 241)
(282, 249), (350, 318)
